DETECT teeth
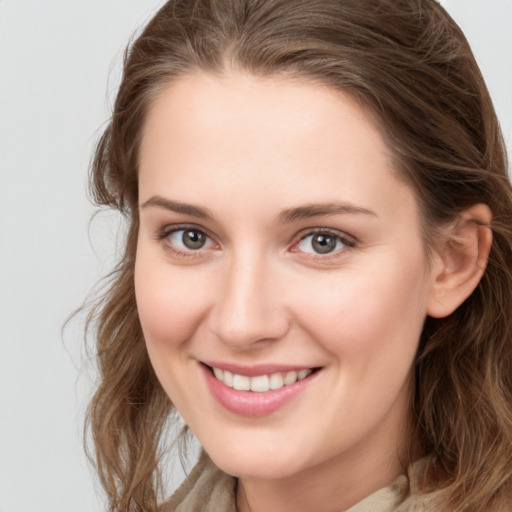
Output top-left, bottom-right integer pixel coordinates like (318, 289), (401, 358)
(297, 369), (310, 380)
(211, 367), (312, 392)
(269, 373), (284, 390)
(250, 375), (269, 392)
(223, 370), (234, 388)
(283, 371), (298, 385)
(233, 374), (250, 391)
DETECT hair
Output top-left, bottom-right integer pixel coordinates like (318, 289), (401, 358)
(86, 0), (512, 510)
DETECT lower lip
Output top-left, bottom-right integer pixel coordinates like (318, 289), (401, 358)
(201, 364), (319, 417)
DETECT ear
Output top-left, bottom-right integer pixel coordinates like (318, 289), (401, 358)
(427, 204), (492, 318)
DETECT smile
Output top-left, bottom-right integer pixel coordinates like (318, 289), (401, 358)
(201, 363), (322, 417)
(211, 366), (313, 392)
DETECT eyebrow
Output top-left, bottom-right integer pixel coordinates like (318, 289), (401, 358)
(140, 196), (377, 222)
(278, 202), (377, 223)
(140, 195), (213, 219)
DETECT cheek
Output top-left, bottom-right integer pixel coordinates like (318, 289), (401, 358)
(134, 250), (210, 350)
(291, 255), (429, 361)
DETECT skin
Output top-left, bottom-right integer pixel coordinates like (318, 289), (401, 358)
(134, 71), (489, 511)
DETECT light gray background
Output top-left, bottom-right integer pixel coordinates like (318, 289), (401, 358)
(0, 1), (511, 511)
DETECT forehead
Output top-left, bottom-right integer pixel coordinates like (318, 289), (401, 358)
(142, 72), (381, 146)
(138, 71), (417, 224)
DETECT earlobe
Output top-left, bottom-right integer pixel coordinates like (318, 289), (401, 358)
(427, 204), (492, 318)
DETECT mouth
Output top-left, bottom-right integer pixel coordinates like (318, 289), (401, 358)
(203, 363), (321, 392)
(201, 363), (323, 417)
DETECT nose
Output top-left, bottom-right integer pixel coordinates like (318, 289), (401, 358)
(208, 251), (290, 350)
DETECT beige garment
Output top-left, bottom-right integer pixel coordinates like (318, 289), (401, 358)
(160, 452), (441, 512)
(160, 453), (236, 512)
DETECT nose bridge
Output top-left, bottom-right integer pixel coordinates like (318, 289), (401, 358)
(210, 246), (288, 349)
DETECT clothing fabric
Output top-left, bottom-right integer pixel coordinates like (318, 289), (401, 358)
(159, 452), (441, 511)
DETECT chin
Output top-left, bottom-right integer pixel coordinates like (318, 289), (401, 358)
(203, 441), (309, 480)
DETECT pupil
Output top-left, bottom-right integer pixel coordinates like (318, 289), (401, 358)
(312, 234), (336, 254)
(183, 230), (206, 249)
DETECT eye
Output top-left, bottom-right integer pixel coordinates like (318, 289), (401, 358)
(295, 230), (354, 255)
(162, 226), (217, 255)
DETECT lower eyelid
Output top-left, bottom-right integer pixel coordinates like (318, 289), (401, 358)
(157, 226), (221, 260)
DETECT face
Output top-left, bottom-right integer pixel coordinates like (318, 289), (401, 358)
(135, 71), (436, 483)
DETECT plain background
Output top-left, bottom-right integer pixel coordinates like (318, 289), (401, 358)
(0, 1), (511, 511)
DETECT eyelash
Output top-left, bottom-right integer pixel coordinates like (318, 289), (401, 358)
(156, 224), (357, 260)
(291, 228), (356, 260)
(157, 224), (217, 259)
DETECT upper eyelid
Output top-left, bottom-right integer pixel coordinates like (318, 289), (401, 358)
(290, 228), (357, 260)
(158, 223), (215, 241)
(294, 227), (356, 244)
(158, 226), (218, 259)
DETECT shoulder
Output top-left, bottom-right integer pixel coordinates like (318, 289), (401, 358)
(349, 457), (440, 512)
(398, 457), (512, 512)
(159, 451), (237, 512)
(395, 456), (443, 512)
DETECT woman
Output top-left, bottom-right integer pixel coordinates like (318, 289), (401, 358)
(86, 0), (512, 510)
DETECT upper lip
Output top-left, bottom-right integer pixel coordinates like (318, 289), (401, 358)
(202, 360), (320, 377)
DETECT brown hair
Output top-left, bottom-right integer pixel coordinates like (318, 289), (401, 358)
(86, 0), (512, 510)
